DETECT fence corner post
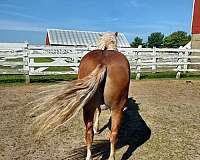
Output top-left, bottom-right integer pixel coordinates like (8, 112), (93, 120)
(25, 74), (30, 84)
(176, 72), (181, 79)
(136, 72), (141, 80)
(152, 47), (157, 73)
(176, 46), (183, 79)
(183, 49), (189, 74)
(24, 50), (30, 84)
(136, 45), (142, 80)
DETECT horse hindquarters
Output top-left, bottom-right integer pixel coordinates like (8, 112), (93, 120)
(104, 67), (129, 160)
(78, 50), (130, 160)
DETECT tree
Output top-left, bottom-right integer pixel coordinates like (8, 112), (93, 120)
(163, 31), (191, 48)
(130, 36), (143, 48)
(147, 32), (164, 48)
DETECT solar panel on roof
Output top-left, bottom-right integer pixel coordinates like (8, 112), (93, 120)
(47, 29), (130, 47)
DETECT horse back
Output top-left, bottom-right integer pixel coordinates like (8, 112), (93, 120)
(78, 50), (130, 78)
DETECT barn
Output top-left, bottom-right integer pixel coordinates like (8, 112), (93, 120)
(191, 0), (200, 68)
(45, 29), (130, 48)
(192, 0), (200, 49)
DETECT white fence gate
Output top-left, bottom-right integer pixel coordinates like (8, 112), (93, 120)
(0, 46), (200, 83)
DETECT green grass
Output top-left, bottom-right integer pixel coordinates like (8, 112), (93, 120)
(131, 72), (200, 80)
(30, 74), (77, 83)
(0, 74), (77, 84)
(33, 58), (72, 71)
(182, 72), (200, 80)
(0, 75), (26, 83)
(3, 57), (52, 63)
(34, 57), (53, 63)
(1, 57), (72, 72)
(0, 66), (13, 69)
(131, 71), (200, 80)
(131, 72), (177, 80)
(0, 57), (23, 70)
(0, 65), (23, 70)
(0, 72), (199, 84)
(44, 66), (73, 71)
(6, 58), (23, 62)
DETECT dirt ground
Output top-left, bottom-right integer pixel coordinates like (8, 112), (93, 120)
(0, 80), (200, 160)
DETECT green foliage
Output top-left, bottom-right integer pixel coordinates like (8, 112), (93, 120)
(147, 32), (164, 48)
(163, 31), (191, 48)
(131, 31), (191, 48)
(130, 36), (143, 48)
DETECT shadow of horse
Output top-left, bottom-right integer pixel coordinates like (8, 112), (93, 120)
(65, 98), (151, 160)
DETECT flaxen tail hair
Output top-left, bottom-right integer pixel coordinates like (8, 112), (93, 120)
(97, 32), (118, 50)
(30, 65), (106, 138)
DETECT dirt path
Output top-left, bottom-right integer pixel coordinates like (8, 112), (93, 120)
(0, 80), (199, 160)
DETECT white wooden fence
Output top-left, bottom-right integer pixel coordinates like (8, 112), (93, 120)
(0, 45), (200, 83)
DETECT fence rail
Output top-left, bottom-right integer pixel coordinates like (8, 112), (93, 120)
(0, 45), (200, 82)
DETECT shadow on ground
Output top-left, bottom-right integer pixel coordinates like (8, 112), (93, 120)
(65, 98), (151, 160)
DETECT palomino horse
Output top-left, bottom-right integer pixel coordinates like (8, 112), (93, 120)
(32, 32), (130, 160)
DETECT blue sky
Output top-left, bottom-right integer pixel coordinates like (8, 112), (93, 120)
(0, 0), (193, 44)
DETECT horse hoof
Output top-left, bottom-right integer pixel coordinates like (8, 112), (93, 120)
(93, 129), (100, 135)
(94, 131), (100, 135)
(100, 104), (109, 110)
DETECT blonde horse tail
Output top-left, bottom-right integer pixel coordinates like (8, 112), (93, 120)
(31, 65), (106, 138)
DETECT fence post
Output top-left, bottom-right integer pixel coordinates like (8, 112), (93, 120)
(152, 47), (157, 73)
(136, 45), (142, 80)
(183, 49), (189, 74)
(23, 50), (30, 84)
(29, 50), (34, 74)
(176, 46), (183, 79)
(136, 58), (141, 80)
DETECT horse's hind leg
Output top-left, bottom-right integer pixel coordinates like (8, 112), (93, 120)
(83, 106), (95, 160)
(108, 108), (123, 160)
(93, 106), (101, 134)
(83, 100), (100, 160)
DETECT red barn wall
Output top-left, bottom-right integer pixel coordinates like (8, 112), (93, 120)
(46, 33), (50, 45)
(192, 0), (200, 34)
(191, 0), (200, 68)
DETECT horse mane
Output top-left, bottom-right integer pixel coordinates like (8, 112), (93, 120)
(97, 32), (118, 50)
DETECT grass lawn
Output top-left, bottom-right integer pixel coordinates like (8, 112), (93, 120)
(1, 57), (73, 73)
(0, 71), (199, 84)
(34, 57), (53, 63)
(131, 71), (200, 80)
(5, 58), (23, 62)
(0, 74), (77, 84)
(44, 66), (73, 71)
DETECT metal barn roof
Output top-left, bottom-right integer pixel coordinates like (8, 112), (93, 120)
(46, 29), (130, 47)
